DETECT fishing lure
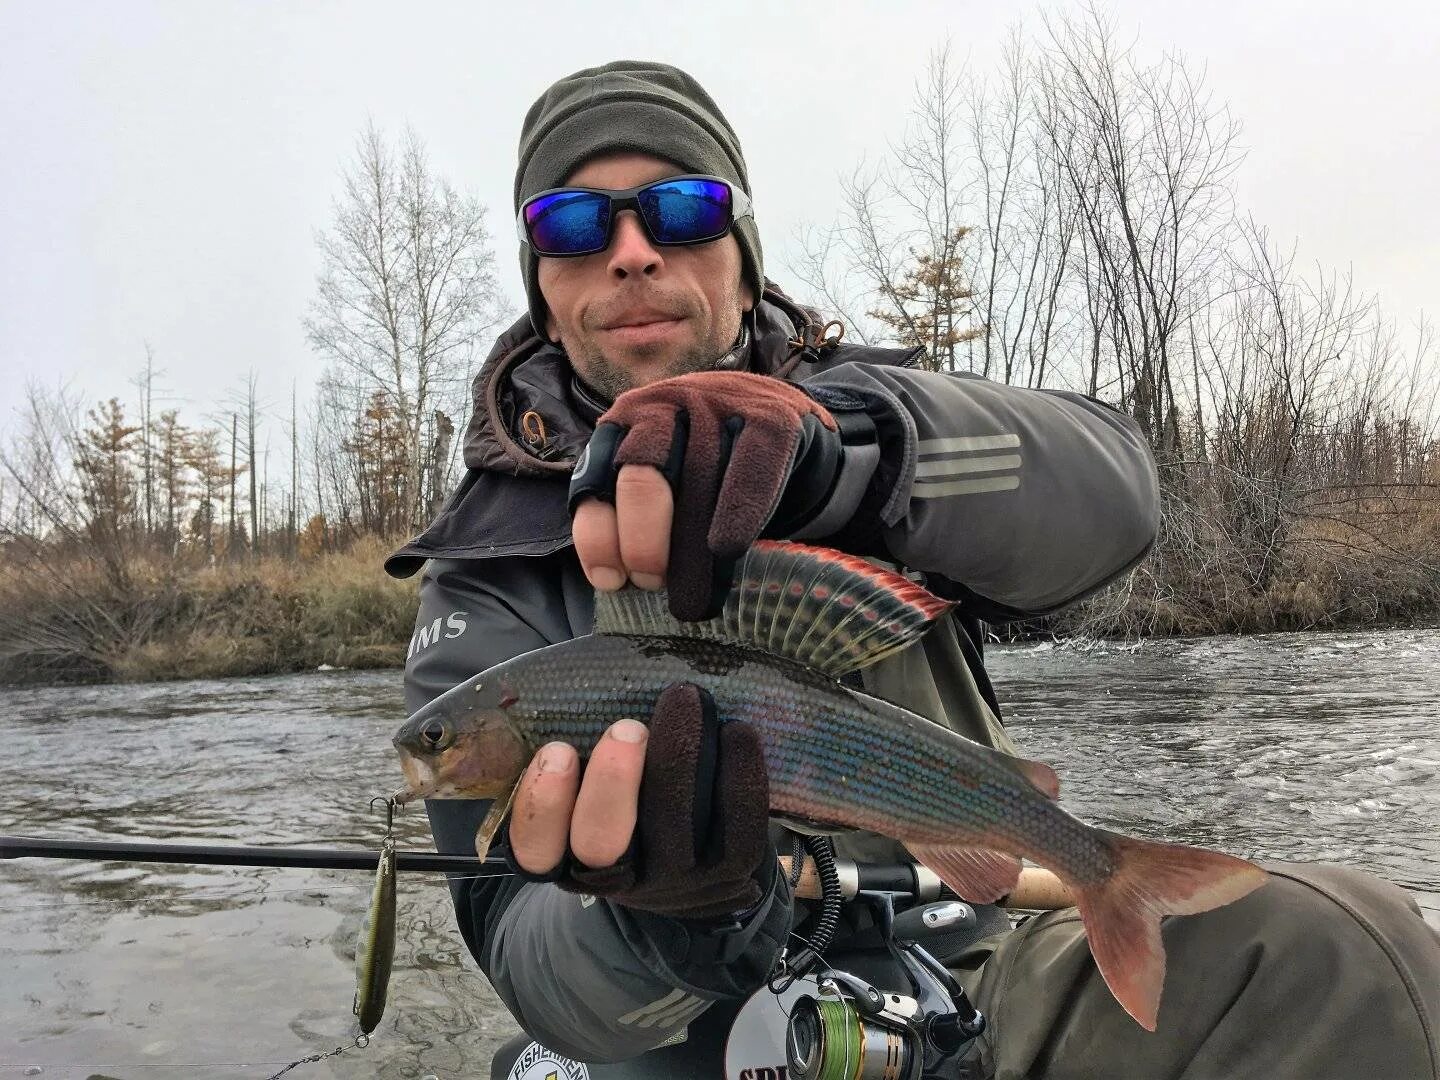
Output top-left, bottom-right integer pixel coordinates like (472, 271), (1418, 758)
(353, 799), (398, 1035)
(269, 799), (399, 1078)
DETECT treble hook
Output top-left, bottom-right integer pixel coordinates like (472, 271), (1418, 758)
(369, 795), (398, 835)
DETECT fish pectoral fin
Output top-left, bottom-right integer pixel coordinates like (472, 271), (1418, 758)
(1013, 756), (1061, 800)
(906, 842), (1023, 904)
(475, 780), (519, 861)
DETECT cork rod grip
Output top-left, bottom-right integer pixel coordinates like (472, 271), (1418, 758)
(776, 855), (1076, 910)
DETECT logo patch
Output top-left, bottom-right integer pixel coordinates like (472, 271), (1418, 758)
(507, 1042), (590, 1080)
(407, 611), (468, 659)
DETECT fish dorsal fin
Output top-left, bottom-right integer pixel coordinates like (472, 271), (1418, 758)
(591, 541), (954, 676)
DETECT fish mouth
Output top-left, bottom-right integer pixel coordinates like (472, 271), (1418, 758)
(393, 752), (440, 804)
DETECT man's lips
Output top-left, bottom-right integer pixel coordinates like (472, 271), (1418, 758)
(598, 315), (686, 346)
(599, 312), (682, 330)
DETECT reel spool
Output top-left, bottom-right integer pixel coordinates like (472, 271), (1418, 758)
(786, 991), (912, 1080)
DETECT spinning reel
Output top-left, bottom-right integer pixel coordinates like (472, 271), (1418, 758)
(776, 839), (989, 1080)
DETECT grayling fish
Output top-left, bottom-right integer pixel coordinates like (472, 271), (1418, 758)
(392, 541), (1265, 1030)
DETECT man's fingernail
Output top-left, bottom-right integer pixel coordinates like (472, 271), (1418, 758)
(608, 719), (648, 744)
(536, 743), (573, 774)
(630, 572), (663, 591)
(591, 566), (626, 591)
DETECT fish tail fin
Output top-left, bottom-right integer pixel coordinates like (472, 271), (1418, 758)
(1074, 832), (1267, 1031)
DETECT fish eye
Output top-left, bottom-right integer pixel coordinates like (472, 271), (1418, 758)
(419, 719), (450, 749)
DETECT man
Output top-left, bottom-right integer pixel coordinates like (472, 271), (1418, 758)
(389, 61), (1440, 1079)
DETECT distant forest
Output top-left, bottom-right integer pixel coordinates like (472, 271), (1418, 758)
(3, 8), (1436, 684)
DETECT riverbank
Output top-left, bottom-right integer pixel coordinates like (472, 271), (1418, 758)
(1043, 507), (1440, 640)
(3, 518), (1439, 686)
(0, 537), (417, 686)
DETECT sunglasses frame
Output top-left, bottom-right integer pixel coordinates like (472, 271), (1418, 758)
(516, 174), (753, 257)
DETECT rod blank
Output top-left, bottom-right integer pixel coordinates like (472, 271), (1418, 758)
(3, 835), (1079, 908)
(0, 834), (508, 875)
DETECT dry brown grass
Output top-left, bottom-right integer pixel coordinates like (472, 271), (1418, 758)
(0, 537), (417, 684)
(1051, 484), (1440, 639)
(7, 489), (1440, 684)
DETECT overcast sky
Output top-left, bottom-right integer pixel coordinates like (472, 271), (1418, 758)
(1, 0), (1437, 433)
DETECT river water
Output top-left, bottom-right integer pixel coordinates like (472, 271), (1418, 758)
(2, 629), (1438, 1078)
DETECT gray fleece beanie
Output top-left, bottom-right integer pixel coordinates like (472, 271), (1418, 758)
(515, 60), (764, 340)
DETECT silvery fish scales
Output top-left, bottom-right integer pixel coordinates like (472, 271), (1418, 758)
(476, 633), (1099, 870)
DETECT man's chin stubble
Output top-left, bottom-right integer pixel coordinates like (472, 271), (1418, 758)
(576, 342), (723, 401)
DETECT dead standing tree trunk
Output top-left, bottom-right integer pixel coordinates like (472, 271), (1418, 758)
(427, 408), (455, 521)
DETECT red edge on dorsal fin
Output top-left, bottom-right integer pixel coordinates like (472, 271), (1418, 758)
(754, 541), (951, 616)
(741, 541), (956, 675)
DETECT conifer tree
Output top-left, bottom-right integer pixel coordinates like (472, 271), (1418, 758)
(868, 226), (985, 372)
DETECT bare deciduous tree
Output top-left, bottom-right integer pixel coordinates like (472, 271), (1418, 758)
(794, 45), (987, 372)
(306, 123), (505, 534)
(1036, 4), (1242, 446)
(790, 15), (1438, 638)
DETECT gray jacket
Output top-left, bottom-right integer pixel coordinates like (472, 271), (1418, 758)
(388, 288), (1160, 1067)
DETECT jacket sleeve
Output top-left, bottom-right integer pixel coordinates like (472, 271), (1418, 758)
(799, 364), (1161, 619)
(404, 556), (792, 1063)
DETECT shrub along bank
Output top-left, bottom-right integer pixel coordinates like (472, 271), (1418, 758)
(0, 537), (417, 685)
(4, 504), (1439, 686)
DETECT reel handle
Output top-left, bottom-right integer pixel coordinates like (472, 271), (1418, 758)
(891, 900), (976, 940)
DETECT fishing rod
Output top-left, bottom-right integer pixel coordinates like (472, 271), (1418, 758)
(4, 832), (1073, 1078)
(1, 834), (1076, 907)
(0, 833), (511, 875)
(1, 826), (490, 1079)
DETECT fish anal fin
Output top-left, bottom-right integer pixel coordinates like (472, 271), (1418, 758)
(1075, 831), (1268, 1030)
(907, 842), (1023, 904)
(475, 779), (519, 861)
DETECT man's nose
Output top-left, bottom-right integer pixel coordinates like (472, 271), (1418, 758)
(606, 210), (663, 279)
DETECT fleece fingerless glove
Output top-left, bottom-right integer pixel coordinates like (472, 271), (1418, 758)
(528, 683), (772, 921)
(568, 371), (881, 620)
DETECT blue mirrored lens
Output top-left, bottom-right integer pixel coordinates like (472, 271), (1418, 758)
(638, 179), (732, 244)
(524, 190), (610, 254)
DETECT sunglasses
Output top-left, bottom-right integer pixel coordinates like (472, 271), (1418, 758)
(517, 174), (753, 257)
